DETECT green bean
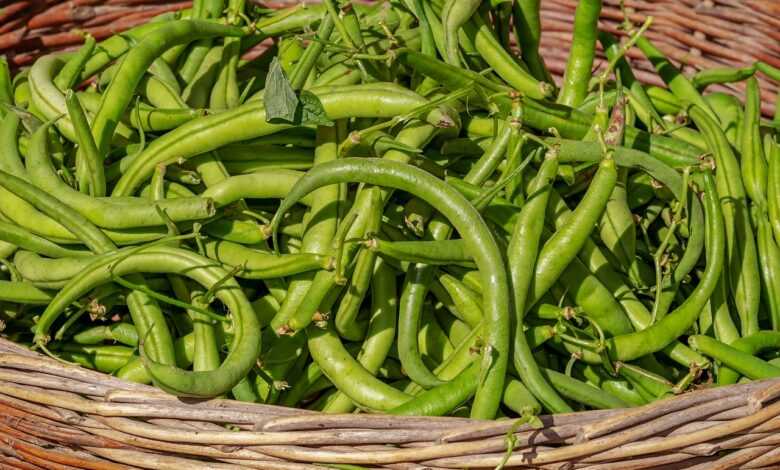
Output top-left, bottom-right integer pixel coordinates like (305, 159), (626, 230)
(324, 259), (397, 413)
(598, 95), (638, 281)
(704, 92), (742, 147)
(502, 378), (542, 415)
(91, 21), (245, 157)
(616, 362), (672, 400)
(557, 0), (602, 107)
(390, 362), (479, 416)
(768, 136), (780, 244)
(398, 267), (447, 389)
(201, 170), (312, 208)
(0, 57), (12, 116)
(308, 321), (410, 410)
(0, 220), (87, 259)
(271, 124), (343, 333)
(689, 335), (780, 381)
(752, 205), (780, 331)
(512, 0), (553, 84)
(79, 14), (180, 80)
(599, 32), (664, 132)
(441, 0), (480, 67)
(270, 158), (509, 418)
(25, 123), (215, 229)
(140, 75), (189, 109)
(369, 238), (472, 267)
(65, 90), (105, 197)
(35, 246), (260, 397)
(0, 280), (53, 304)
(113, 85), (456, 197)
(690, 106), (760, 336)
(740, 77), (767, 206)
(183, 45), (224, 109)
(116, 332), (195, 384)
(718, 331), (780, 385)
(461, 13), (552, 100)
(711, 275), (739, 345)
(507, 149), (571, 413)
(607, 170), (724, 361)
(72, 322), (139, 347)
(636, 36), (717, 123)
(530, 155), (617, 306)
(691, 64), (756, 90)
(58, 344), (135, 374)
(14, 251), (94, 288)
(540, 367), (627, 409)
(577, 363), (646, 406)
(437, 273), (482, 329)
(203, 239), (330, 279)
(53, 36), (97, 91)
(334, 248), (375, 342)
(290, 14), (334, 90)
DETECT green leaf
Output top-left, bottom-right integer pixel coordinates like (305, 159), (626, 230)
(265, 56), (299, 124)
(298, 90), (334, 127)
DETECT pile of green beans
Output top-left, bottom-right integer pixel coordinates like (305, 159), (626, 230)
(0, 0), (779, 421)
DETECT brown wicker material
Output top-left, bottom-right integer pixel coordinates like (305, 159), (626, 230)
(1, 337), (780, 469)
(2, 0), (779, 113)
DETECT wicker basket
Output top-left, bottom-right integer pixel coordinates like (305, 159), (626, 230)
(2, 338), (780, 469)
(2, 1), (780, 469)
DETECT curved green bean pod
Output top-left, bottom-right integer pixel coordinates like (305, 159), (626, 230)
(390, 362), (479, 416)
(91, 20), (245, 155)
(323, 259), (398, 413)
(25, 123), (215, 229)
(14, 251), (94, 288)
(441, 0), (480, 67)
(692, 65), (756, 90)
(308, 322), (411, 411)
(269, 158), (509, 419)
(635, 36), (717, 123)
(462, 13), (552, 100)
(53, 35), (96, 91)
(607, 170), (724, 361)
(34, 246), (260, 397)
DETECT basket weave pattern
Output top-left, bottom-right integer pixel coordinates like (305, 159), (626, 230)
(2, 338), (780, 469)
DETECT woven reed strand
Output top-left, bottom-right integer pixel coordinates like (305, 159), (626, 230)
(0, 339), (779, 468)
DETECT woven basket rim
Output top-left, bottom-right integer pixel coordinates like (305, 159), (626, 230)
(2, 337), (780, 468)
